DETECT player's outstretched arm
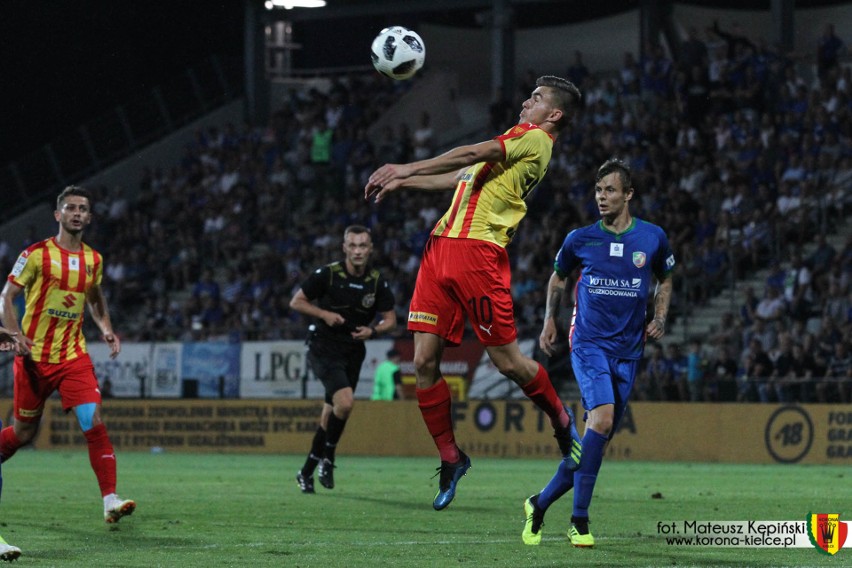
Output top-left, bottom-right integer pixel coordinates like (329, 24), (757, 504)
(366, 171), (459, 203)
(365, 139), (503, 197)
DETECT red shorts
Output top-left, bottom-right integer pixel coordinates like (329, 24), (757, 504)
(409, 236), (517, 346)
(13, 354), (102, 422)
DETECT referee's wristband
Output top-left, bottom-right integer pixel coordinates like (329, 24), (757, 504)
(369, 326), (378, 339)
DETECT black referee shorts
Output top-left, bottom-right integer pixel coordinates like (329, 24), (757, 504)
(308, 345), (366, 404)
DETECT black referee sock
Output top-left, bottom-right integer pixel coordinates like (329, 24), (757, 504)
(324, 412), (348, 463)
(301, 427), (327, 476)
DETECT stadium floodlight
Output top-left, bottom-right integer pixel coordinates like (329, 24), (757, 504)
(264, 0), (326, 9)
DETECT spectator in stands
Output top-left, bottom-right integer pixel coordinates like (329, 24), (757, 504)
(567, 50), (590, 88)
(817, 341), (851, 403)
(684, 338), (706, 401)
(740, 337), (773, 402)
(412, 112), (434, 161)
(817, 23), (845, 84)
(764, 333), (795, 402)
(665, 343), (687, 401)
(754, 285), (786, 326)
(783, 252), (814, 322)
(707, 343), (739, 402)
(787, 343), (818, 403)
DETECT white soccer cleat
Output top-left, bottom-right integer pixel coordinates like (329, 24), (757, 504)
(104, 494), (137, 524)
(0, 540), (21, 562)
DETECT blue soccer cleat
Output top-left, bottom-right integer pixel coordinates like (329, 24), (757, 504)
(432, 451), (471, 511)
(554, 406), (583, 471)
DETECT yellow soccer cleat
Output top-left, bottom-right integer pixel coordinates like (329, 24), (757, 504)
(522, 495), (545, 545)
(568, 519), (595, 547)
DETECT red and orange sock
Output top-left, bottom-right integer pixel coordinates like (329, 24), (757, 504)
(416, 378), (459, 463)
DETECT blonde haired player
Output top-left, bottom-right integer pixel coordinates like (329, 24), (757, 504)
(0, 186), (135, 524)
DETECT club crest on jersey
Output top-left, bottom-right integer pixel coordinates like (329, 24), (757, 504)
(610, 243), (624, 257)
(633, 251), (646, 268)
(362, 293), (375, 309)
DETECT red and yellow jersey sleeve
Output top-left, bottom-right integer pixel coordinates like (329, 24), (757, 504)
(7, 238), (103, 363)
(431, 123), (553, 247)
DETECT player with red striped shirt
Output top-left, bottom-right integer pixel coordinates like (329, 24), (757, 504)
(0, 186), (135, 524)
(366, 76), (583, 510)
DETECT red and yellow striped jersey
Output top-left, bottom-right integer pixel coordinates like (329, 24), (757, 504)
(7, 237), (103, 363)
(431, 123), (553, 247)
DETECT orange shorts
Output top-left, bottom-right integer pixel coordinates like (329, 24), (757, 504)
(13, 354), (102, 422)
(408, 236), (517, 346)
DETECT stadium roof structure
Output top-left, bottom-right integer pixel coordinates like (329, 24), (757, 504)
(274, 0), (852, 27)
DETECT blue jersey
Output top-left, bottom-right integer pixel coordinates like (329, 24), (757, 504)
(554, 217), (675, 360)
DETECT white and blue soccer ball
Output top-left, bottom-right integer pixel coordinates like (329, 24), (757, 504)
(370, 26), (425, 80)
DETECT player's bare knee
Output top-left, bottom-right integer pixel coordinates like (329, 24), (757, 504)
(587, 411), (614, 436)
(494, 359), (524, 382)
(412, 354), (439, 382)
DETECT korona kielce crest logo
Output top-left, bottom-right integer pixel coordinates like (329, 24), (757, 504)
(807, 513), (847, 555)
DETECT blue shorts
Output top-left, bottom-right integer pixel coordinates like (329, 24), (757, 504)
(571, 346), (639, 437)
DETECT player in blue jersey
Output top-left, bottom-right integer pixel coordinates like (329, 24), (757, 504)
(522, 159), (675, 547)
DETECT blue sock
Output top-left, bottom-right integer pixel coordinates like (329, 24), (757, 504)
(537, 458), (575, 510)
(573, 428), (608, 518)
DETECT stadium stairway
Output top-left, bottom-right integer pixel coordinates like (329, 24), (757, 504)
(663, 215), (851, 348)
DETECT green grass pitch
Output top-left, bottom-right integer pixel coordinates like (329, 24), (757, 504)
(0, 451), (847, 567)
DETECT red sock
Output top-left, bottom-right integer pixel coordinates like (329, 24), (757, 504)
(521, 363), (568, 430)
(0, 426), (24, 462)
(84, 424), (117, 496)
(416, 378), (459, 463)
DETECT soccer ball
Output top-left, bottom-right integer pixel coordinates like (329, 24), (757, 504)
(370, 26), (425, 80)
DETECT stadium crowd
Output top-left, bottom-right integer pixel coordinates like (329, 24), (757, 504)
(0, 22), (850, 403)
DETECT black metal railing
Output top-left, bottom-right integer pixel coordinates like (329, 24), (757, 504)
(0, 55), (244, 221)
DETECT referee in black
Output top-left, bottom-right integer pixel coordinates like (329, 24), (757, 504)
(291, 225), (397, 493)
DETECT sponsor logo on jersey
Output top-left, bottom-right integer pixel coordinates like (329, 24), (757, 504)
(409, 311), (438, 325)
(584, 241), (603, 246)
(46, 308), (80, 320)
(587, 276), (639, 298)
(610, 243), (623, 257)
(361, 293), (375, 308)
(633, 251), (646, 268)
(666, 254), (676, 269)
(11, 253), (28, 277)
(69, 257), (80, 271)
(18, 407), (42, 418)
(589, 277), (636, 288)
